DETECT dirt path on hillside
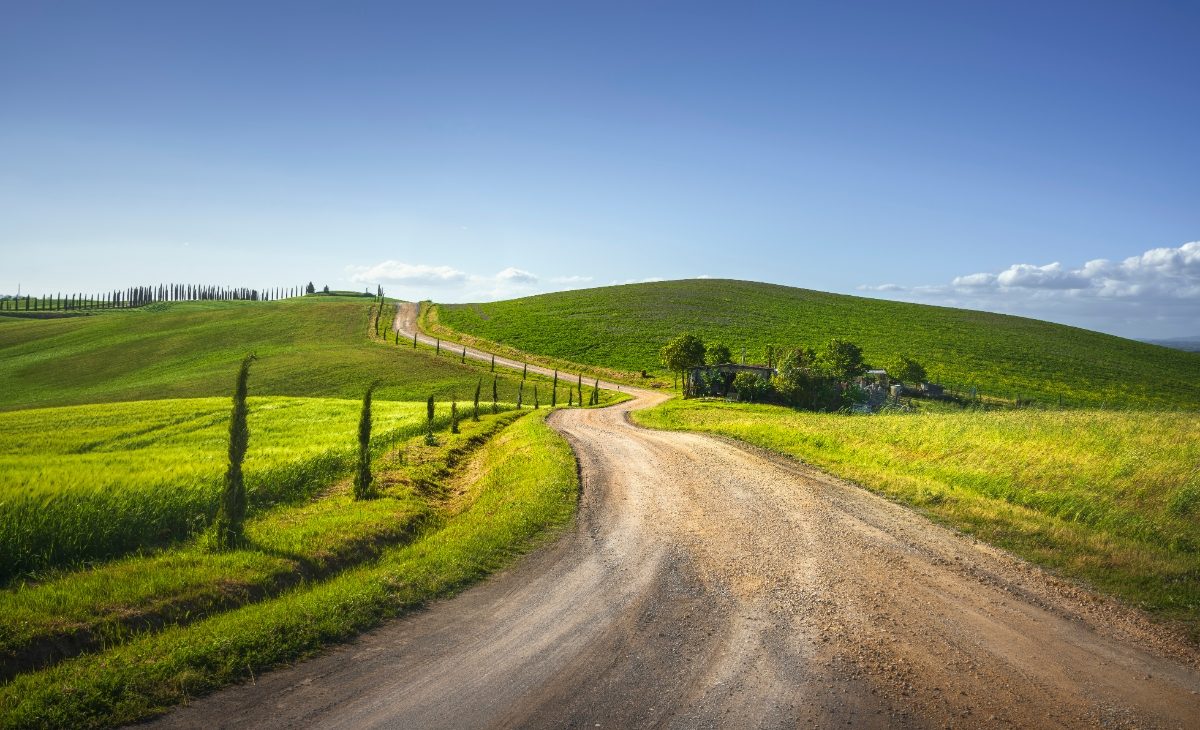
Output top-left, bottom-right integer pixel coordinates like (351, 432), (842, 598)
(391, 301), (633, 393)
(149, 304), (1200, 729)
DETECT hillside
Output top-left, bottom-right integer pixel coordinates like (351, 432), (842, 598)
(434, 279), (1200, 408)
(0, 296), (552, 411)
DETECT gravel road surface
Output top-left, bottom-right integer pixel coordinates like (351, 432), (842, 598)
(148, 304), (1200, 729)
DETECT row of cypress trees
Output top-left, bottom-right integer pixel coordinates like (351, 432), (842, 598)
(0, 284), (309, 311)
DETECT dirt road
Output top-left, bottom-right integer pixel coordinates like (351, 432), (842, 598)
(151, 305), (1200, 728)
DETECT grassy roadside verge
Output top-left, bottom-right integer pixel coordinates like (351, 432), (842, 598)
(0, 409), (578, 729)
(634, 399), (1200, 636)
(420, 302), (668, 390)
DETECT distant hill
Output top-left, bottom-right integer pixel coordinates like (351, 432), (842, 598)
(433, 279), (1200, 409)
(1143, 337), (1200, 352)
(0, 297), (530, 411)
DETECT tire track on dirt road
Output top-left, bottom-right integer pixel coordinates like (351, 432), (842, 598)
(150, 303), (1200, 728)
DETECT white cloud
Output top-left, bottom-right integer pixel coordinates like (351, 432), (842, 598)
(549, 275), (593, 285)
(344, 260), (597, 302)
(496, 267), (537, 284)
(348, 260), (466, 285)
(859, 241), (1200, 338)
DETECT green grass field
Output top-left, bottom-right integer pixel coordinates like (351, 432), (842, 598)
(0, 409), (578, 728)
(635, 399), (1200, 633)
(0, 396), (474, 582)
(432, 279), (1200, 408)
(0, 296), (575, 410)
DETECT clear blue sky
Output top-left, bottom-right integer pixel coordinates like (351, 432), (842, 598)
(3, 1), (1197, 338)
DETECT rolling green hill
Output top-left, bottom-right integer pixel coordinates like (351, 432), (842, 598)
(0, 296), (559, 411)
(433, 279), (1200, 408)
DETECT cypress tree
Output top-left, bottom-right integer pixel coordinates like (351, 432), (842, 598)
(577, 373), (583, 404)
(523, 362), (527, 380)
(436, 338), (440, 355)
(425, 395), (436, 444)
(352, 382), (378, 500)
(413, 332), (418, 348)
(517, 381), (524, 408)
(491, 353), (495, 372)
(214, 354), (255, 548)
(551, 384), (557, 408)
(568, 390), (573, 407)
(450, 398), (460, 434)
(395, 330), (399, 344)
(461, 346), (466, 364)
(492, 376), (498, 414)
(534, 386), (539, 409)
(473, 378), (482, 421)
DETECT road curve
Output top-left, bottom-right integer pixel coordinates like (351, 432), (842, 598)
(149, 305), (1200, 729)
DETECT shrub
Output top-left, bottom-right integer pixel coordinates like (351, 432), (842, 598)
(732, 371), (770, 402)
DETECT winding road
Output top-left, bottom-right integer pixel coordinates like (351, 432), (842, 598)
(151, 303), (1200, 728)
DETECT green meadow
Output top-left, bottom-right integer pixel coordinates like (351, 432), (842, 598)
(635, 399), (1200, 632)
(1, 409), (579, 728)
(0, 295), (599, 727)
(432, 279), (1200, 408)
(0, 296), (574, 410)
(0, 396), (461, 581)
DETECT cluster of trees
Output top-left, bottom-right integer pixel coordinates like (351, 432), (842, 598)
(0, 284), (310, 312)
(660, 333), (928, 412)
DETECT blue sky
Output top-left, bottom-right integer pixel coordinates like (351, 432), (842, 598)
(2, 1), (1197, 338)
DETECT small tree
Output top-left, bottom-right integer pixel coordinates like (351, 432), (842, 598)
(305, 282), (316, 295)
(889, 356), (927, 386)
(214, 354), (256, 548)
(517, 381), (524, 408)
(522, 362), (527, 380)
(353, 382), (379, 500)
(568, 390), (574, 406)
(577, 373), (583, 404)
(322, 284), (330, 293)
(660, 334), (706, 392)
(551, 370), (558, 407)
(461, 346), (466, 364)
(818, 339), (866, 380)
(707, 343), (733, 365)
(491, 353), (496, 372)
(473, 378), (481, 421)
(534, 385), (540, 409)
(491, 376), (498, 414)
(450, 397), (460, 434)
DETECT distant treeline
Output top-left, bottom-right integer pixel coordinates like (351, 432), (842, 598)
(0, 284), (309, 311)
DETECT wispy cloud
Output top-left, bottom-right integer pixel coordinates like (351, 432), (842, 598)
(857, 241), (1200, 337)
(345, 260), (594, 302)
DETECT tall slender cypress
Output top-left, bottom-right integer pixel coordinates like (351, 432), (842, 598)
(523, 363), (527, 380)
(491, 353), (495, 372)
(473, 378), (481, 421)
(461, 346), (466, 364)
(353, 382), (378, 500)
(214, 354), (255, 548)
(517, 381), (524, 409)
(534, 386), (539, 409)
(425, 395), (436, 444)
(450, 398), (460, 434)
(577, 373), (583, 404)
(492, 376), (498, 414)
